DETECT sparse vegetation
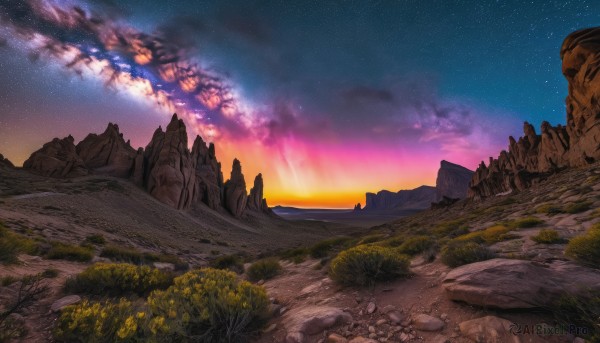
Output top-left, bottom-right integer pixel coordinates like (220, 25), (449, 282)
(552, 291), (600, 341)
(246, 258), (282, 282)
(455, 225), (515, 244)
(396, 236), (434, 255)
(0, 225), (41, 264)
(65, 263), (173, 297)
(564, 201), (592, 214)
(357, 234), (387, 245)
(308, 236), (354, 258)
(1, 274), (48, 342)
(329, 245), (410, 286)
(440, 240), (496, 268)
(84, 234), (106, 245)
(535, 203), (562, 214)
(46, 241), (93, 262)
(531, 229), (562, 244)
(280, 247), (308, 264)
(507, 217), (544, 229)
(41, 268), (59, 278)
(209, 254), (245, 274)
(565, 224), (600, 268)
(100, 245), (188, 270)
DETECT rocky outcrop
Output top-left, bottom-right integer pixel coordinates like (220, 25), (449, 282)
(363, 186), (437, 211)
(353, 203), (362, 211)
(247, 173), (271, 213)
(223, 159), (248, 217)
(0, 154), (14, 169)
(143, 114), (196, 210)
(191, 136), (223, 210)
(23, 135), (88, 178)
(435, 160), (473, 200)
(469, 28), (600, 198)
(442, 258), (600, 309)
(459, 316), (520, 343)
(76, 123), (137, 178)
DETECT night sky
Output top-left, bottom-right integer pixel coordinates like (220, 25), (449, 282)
(0, 0), (598, 207)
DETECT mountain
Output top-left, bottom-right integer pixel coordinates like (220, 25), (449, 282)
(469, 27), (600, 198)
(436, 160), (474, 200)
(21, 113), (271, 217)
(361, 160), (472, 212)
(0, 153), (14, 169)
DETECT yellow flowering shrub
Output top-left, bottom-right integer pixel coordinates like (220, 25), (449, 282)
(64, 263), (173, 296)
(148, 268), (269, 342)
(53, 298), (149, 343)
(329, 245), (410, 286)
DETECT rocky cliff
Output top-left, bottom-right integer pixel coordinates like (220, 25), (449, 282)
(21, 113), (270, 217)
(0, 154), (14, 169)
(436, 160), (474, 200)
(468, 27), (600, 198)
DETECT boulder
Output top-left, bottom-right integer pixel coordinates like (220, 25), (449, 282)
(76, 123), (137, 177)
(469, 28), (600, 198)
(284, 306), (352, 343)
(442, 258), (600, 309)
(51, 295), (81, 312)
(223, 159), (248, 217)
(143, 114), (196, 210)
(412, 314), (444, 331)
(191, 136), (223, 210)
(459, 316), (520, 343)
(23, 135), (88, 178)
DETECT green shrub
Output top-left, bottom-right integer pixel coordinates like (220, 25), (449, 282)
(42, 268), (59, 278)
(210, 254), (245, 274)
(440, 240), (496, 268)
(357, 234), (387, 245)
(148, 268), (269, 342)
(507, 217), (544, 229)
(65, 263), (173, 297)
(397, 236), (434, 255)
(247, 258), (282, 282)
(552, 291), (600, 341)
(565, 225), (600, 267)
(564, 201), (592, 214)
(46, 242), (93, 262)
(329, 245), (410, 286)
(100, 246), (187, 270)
(535, 203), (562, 215)
(1, 275), (18, 286)
(0, 226), (41, 264)
(431, 219), (468, 237)
(280, 247), (308, 264)
(531, 229), (562, 244)
(309, 237), (354, 258)
(54, 298), (147, 342)
(84, 234), (106, 245)
(455, 225), (514, 244)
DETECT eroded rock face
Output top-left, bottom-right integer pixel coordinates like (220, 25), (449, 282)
(442, 258), (600, 309)
(191, 136), (223, 210)
(143, 114), (196, 210)
(436, 160), (473, 200)
(364, 186), (437, 211)
(0, 154), (14, 169)
(469, 28), (600, 198)
(23, 135), (88, 178)
(76, 123), (137, 178)
(223, 159), (248, 217)
(247, 173), (271, 213)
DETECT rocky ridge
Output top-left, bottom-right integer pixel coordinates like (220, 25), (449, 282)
(22, 113), (270, 217)
(469, 27), (600, 198)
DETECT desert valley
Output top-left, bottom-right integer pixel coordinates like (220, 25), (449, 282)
(2, 2), (600, 343)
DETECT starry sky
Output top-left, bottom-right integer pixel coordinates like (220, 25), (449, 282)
(0, 0), (598, 208)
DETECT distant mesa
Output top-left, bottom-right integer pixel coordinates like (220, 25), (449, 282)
(359, 160), (473, 212)
(353, 203), (362, 211)
(20, 113), (271, 218)
(469, 27), (600, 199)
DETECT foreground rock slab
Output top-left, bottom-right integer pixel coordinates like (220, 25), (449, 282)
(459, 316), (520, 343)
(284, 306), (352, 343)
(51, 295), (81, 312)
(412, 313), (445, 331)
(442, 258), (600, 309)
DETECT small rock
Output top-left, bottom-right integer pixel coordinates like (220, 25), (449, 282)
(381, 305), (396, 314)
(440, 313), (448, 320)
(387, 311), (405, 325)
(257, 279), (265, 285)
(153, 262), (175, 271)
(349, 337), (378, 343)
(375, 319), (387, 326)
(399, 332), (409, 342)
(368, 333), (377, 339)
(327, 333), (348, 343)
(263, 323), (277, 333)
(368, 326), (376, 333)
(367, 302), (377, 314)
(412, 314), (444, 331)
(51, 295), (81, 312)
(459, 315), (519, 343)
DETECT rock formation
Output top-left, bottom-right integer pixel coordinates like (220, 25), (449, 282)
(21, 113), (271, 217)
(469, 27), (600, 198)
(23, 135), (88, 178)
(223, 159), (248, 217)
(363, 186), (437, 212)
(247, 173), (270, 213)
(143, 114), (196, 210)
(353, 203), (362, 211)
(435, 160), (473, 200)
(0, 154), (14, 169)
(76, 123), (137, 178)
